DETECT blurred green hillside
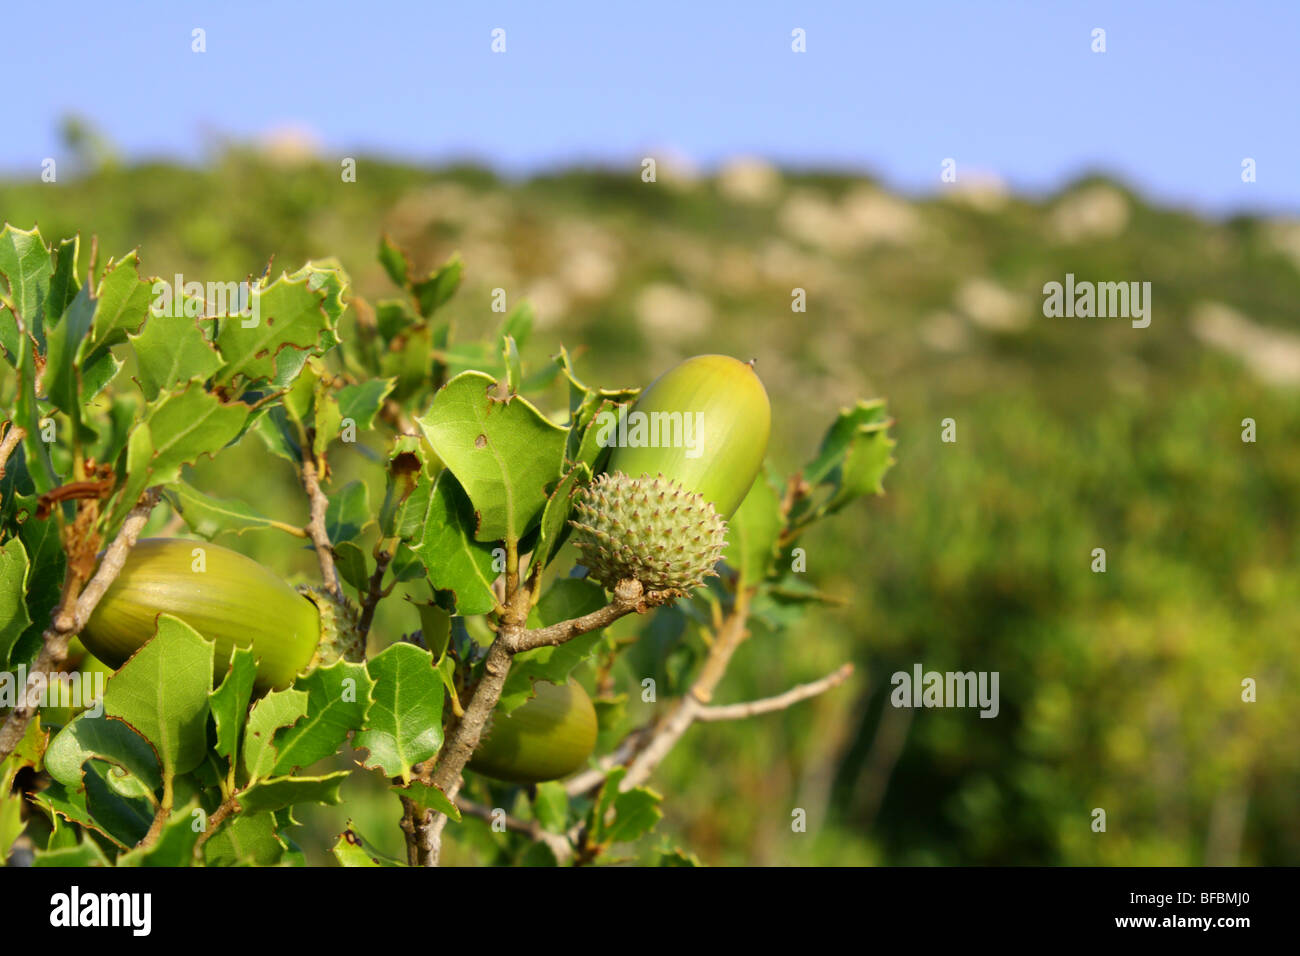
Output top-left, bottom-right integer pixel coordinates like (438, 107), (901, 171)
(4, 135), (1298, 865)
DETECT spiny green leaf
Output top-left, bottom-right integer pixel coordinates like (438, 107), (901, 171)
(553, 346), (640, 420)
(210, 647), (258, 763)
(108, 384), (251, 530)
(41, 284), (95, 417)
(415, 602), (452, 661)
(334, 540), (370, 595)
(499, 301), (534, 352)
(355, 643), (444, 782)
(723, 469), (783, 590)
(337, 377), (396, 433)
(214, 263), (346, 385)
(604, 786), (663, 844)
(87, 251), (153, 352)
(417, 370), (566, 543)
(412, 254), (463, 317)
(34, 762), (153, 849)
(325, 480), (370, 543)
(0, 536), (33, 667)
(589, 767), (662, 845)
(129, 312), (223, 400)
(238, 770), (350, 814)
(501, 334), (522, 394)
(116, 801), (203, 867)
(533, 781), (568, 834)
(32, 835), (111, 867)
(333, 822), (404, 866)
(0, 224), (53, 332)
(203, 811), (285, 866)
(399, 780), (461, 822)
(406, 470), (499, 616)
(164, 481), (289, 540)
(656, 846), (703, 866)
(45, 713), (162, 798)
(103, 615), (215, 783)
(243, 687), (309, 782)
(9, 508), (63, 666)
(802, 399), (890, 486)
(0, 792), (24, 863)
(0, 713), (46, 793)
(42, 236), (80, 328)
(533, 462), (591, 571)
(270, 660), (373, 775)
(378, 234), (410, 288)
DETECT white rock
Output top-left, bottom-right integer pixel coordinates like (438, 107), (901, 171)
(1192, 302), (1300, 386)
(920, 311), (971, 351)
(955, 278), (1028, 331)
(1049, 185), (1130, 242)
(635, 283), (713, 341)
(523, 279), (570, 330)
(1264, 220), (1300, 272)
(717, 157), (782, 204)
(841, 186), (923, 246)
(942, 171), (1009, 212)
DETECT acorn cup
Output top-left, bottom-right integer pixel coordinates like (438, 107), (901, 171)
(468, 680), (598, 784)
(570, 354), (771, 593)
(81, 538), (363, 691)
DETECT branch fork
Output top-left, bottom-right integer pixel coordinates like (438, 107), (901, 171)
(410, 572), (853, 866)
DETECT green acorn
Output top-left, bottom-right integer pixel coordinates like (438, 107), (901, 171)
(469, 680), (598, 784)
(82, 538), (362, 691)
(570, 354), (771, 592)
(607, 353), (771, 519)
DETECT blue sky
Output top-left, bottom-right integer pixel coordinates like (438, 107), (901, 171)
(7, 0), (1298, 214)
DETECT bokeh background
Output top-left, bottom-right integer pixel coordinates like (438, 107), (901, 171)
(4, 1), (1298, 864)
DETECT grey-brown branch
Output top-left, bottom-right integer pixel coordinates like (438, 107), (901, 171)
(299, 458), (341, 597)
(0, 424), (25, 480)
(563, 664), (853, 798)
(514, 578), (678, 652)
(0, 487), (161, 760)
(413, 578), (678, 865)
(356, 548), (393, 640)
(455, 796), (573, 863)
(694, 663), (855, 721)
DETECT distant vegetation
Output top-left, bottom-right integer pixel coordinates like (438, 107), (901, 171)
(3, 139), (1297, 865)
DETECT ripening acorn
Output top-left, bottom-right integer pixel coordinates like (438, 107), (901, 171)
(606, 354), (771, 519)
(570, 354), (771, 592)
(468, 680), (598, 784)
(81, 538), (363, 692)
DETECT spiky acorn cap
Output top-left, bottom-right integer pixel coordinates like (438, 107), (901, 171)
(569, 472), (727, 593)
(299, 585), (366, 669)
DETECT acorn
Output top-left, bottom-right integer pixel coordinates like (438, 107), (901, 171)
(468, 680), (598, 784)
(570, 354), (771, 592)
(81, 538), (362, 691)
(606, 354), (771, 519)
